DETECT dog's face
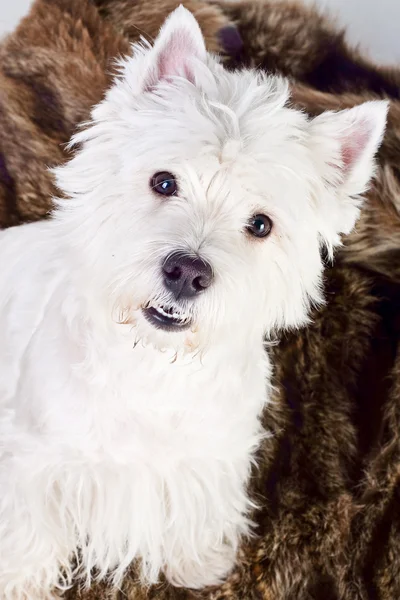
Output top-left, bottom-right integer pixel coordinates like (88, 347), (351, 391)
(55, 7), (387, 353)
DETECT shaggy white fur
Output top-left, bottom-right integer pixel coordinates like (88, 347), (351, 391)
(0, 6), (388, 599)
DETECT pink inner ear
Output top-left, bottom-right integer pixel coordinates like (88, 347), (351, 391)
(340, 119), (371, 175)
(156, 30), (199, 83)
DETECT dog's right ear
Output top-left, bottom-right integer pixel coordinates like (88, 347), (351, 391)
(141, 6), (207, 90)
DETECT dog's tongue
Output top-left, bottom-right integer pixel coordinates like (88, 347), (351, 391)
(218, 26), (244, 61)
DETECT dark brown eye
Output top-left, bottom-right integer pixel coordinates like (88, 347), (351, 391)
(151, 172), (177, 196)
(246, 214), (273, 238)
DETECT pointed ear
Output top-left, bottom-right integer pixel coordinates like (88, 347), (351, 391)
(310, 100), (388, 195)
(309, 100), (388, 240)
(142, 5), (207, 90)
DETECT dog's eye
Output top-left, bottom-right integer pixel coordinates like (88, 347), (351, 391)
(151, 172), (177, 196)
(246, 214), (273, 238)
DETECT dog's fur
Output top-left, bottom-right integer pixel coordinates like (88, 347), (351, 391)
(0, 5), (389, 598)
(1, 1), (400, 599)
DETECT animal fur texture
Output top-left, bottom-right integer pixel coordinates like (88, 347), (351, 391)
(0, 1), (399, 599)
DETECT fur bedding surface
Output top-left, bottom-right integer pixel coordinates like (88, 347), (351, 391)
(0, 0), (399, 598)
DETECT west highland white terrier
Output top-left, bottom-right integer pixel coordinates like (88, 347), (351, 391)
(0, 6), (388, 599)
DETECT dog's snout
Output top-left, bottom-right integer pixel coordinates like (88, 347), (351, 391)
(162, 253), (213, 300)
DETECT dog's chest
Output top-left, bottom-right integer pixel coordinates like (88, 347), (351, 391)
(71, 343), (269, 467)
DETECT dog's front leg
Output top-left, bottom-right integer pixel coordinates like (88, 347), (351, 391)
(160, 466), (250, 589)
(163, 534), (237, 589)
(0, 465), (74, 599)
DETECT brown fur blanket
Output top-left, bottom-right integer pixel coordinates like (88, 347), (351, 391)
(1, 1), (400, 599)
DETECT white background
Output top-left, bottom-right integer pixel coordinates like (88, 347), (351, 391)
(0, 0), (399, 65)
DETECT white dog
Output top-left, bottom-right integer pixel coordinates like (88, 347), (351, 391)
(0, 5), (387, 599)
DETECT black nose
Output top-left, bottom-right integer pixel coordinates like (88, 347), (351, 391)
(162, 252), (214, 300)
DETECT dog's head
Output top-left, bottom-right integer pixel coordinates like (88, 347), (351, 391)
(55, 7), (387, 353)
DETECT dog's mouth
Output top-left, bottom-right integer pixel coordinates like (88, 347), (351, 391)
(142, 304), (192, 332)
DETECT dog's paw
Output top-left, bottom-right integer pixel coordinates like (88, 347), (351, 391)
(164, 543), (236, 589)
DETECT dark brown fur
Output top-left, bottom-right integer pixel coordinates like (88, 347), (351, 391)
(216, 0), (400, 99)
(0, 1), (399, 598)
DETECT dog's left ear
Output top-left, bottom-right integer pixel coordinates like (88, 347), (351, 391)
(309, 100), (388, 243)
(142, 5), (207, 90)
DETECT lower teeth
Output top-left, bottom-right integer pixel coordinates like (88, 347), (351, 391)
(155, 306), (184, 321)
